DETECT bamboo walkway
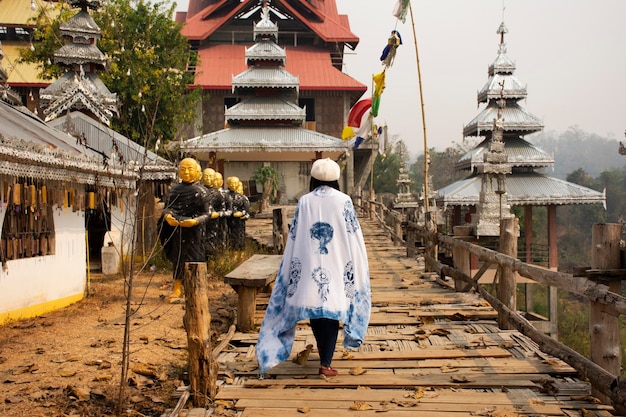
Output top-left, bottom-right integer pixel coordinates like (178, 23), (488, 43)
(212, 217), (619, 417)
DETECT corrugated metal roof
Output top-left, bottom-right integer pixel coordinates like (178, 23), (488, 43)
(488, 46), (516, 75)
(245, 41), (286, 64)
(181, 125), (350, 153)
(40, 72), (118, 125)
(47, 111), (176, 180)
(456, 136), (554, 171)
(437, 172), (605, 207)
(463, 102), (544, 137)
(477, 73), (527, 102)
(225, 96), (306, 122)
(196, 44), (366, 92)
(232, 66), (299, 90)
(0, 101), (135, 187)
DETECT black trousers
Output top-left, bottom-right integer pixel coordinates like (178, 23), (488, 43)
(310, 318), (339, 367)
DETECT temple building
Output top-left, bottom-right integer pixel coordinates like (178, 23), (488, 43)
(437, 21), (604, 267)
(0, 34), (138, 323)
(40, 0), (176, 267)
(175, 0), (369, 200)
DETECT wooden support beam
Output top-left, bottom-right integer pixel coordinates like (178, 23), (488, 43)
(590, 223), (623, 402)
(183, 262), (217, 406)
(497, 217), (518, 330)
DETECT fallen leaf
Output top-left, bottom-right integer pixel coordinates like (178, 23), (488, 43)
(214, 399), (234, 407)
(131, 362), (159, 378)
(130, 395), (144, 403)
(349, 401), (373, 411)
(450, 375), (473, 383)
(12, 363), (38, 375)
(342, 351), (354, 360)
(440, 365), (458, 373)
(349, 366), (366, 376)
(67, 385), (90, 401)
(292, 344), (313, 365)
(297, 407), (310, 413)
(58, 365), (77, 377)
(149, 395), (165, 403)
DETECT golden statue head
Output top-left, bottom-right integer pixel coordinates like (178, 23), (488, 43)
(202, 168), (215, 187)
(226, 176), (240, 192)
(214, 172), (224, 188)
(194, 161), (203, 182)
(179, 158), (199, 183)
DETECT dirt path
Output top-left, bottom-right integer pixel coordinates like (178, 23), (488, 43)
(0, 270), (237, 416)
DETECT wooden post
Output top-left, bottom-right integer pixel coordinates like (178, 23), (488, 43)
(589, 223), (622, 385)
(424, 212), (437, 272)
(452, 226), (472, 292)
(406, 218), (417, 258)
(272, 208), (288, 253)
(523, 206), (534, 313)
(497, 217), (518, 330)
(394, 216), (402, 247)
(183, 262), (217, 406)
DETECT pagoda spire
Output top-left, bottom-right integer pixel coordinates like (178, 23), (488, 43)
(473, 82), (514, 237)
(39, 0), (118, 125)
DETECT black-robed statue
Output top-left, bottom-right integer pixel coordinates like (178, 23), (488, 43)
(202, 167), (226, 260)
(225, 176), (250, 251)
(158, 158), (212, 300)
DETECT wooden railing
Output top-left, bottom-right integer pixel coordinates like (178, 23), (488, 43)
(359, 197), (626, 412)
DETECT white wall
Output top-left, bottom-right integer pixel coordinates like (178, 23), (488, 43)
(223, 161), (310, 202)
(0, 206), (87, 320)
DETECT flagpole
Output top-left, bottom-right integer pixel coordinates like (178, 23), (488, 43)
(408, 3), (429, 214)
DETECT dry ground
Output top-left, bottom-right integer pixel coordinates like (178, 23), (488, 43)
(0, 269), (238, 417)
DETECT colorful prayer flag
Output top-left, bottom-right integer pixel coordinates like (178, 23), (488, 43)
(392, 0), (410, 23)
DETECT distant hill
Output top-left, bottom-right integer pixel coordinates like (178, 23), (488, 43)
(526, 127), (625, 179)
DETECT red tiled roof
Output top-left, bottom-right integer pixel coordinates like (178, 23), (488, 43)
(182, 0), (358, 45)
(276, 0), (358, 44)
(194, 44), (367, 92)
(181, 0), (245, 40)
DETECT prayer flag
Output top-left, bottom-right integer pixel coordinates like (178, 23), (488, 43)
(379, 125), (388, 155)
(341, 126), (355, 140)
(372, 70), (386, 98)
(392, 0), (410, 23)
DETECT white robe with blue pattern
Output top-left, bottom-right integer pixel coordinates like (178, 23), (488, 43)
(256, 186), (371, 374)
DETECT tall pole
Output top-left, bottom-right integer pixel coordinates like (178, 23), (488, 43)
(409, 4), (429, 213)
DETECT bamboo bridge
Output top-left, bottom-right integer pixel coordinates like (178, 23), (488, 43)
(180, 213), (623, 417)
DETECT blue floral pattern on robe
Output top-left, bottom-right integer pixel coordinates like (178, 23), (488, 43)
(256, 186), (371, 375)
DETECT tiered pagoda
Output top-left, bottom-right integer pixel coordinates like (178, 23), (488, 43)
(437, 21), (605, 270)
(180, 1), (364, 201)
(39, 0), (117, 125)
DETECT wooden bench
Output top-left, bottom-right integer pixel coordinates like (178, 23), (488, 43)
(224, 254), (282, 332)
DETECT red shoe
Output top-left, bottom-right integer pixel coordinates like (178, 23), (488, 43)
(319, 366), (338, 377)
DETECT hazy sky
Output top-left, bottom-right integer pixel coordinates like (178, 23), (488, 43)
(175, 0), (626, 156)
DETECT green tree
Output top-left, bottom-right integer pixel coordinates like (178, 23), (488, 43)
(252, 165), (278, 213)
(373, 150), (401, 194)
(21, 0), (200, 153)
(410, 142), (470, 192)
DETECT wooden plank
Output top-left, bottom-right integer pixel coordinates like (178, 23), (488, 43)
(244, 373), (541, 389)
(233, 398), (563, 415)
(239, 408), (529, 417)
(230, 217), (611, 417)
(224, 254), (282, 287)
